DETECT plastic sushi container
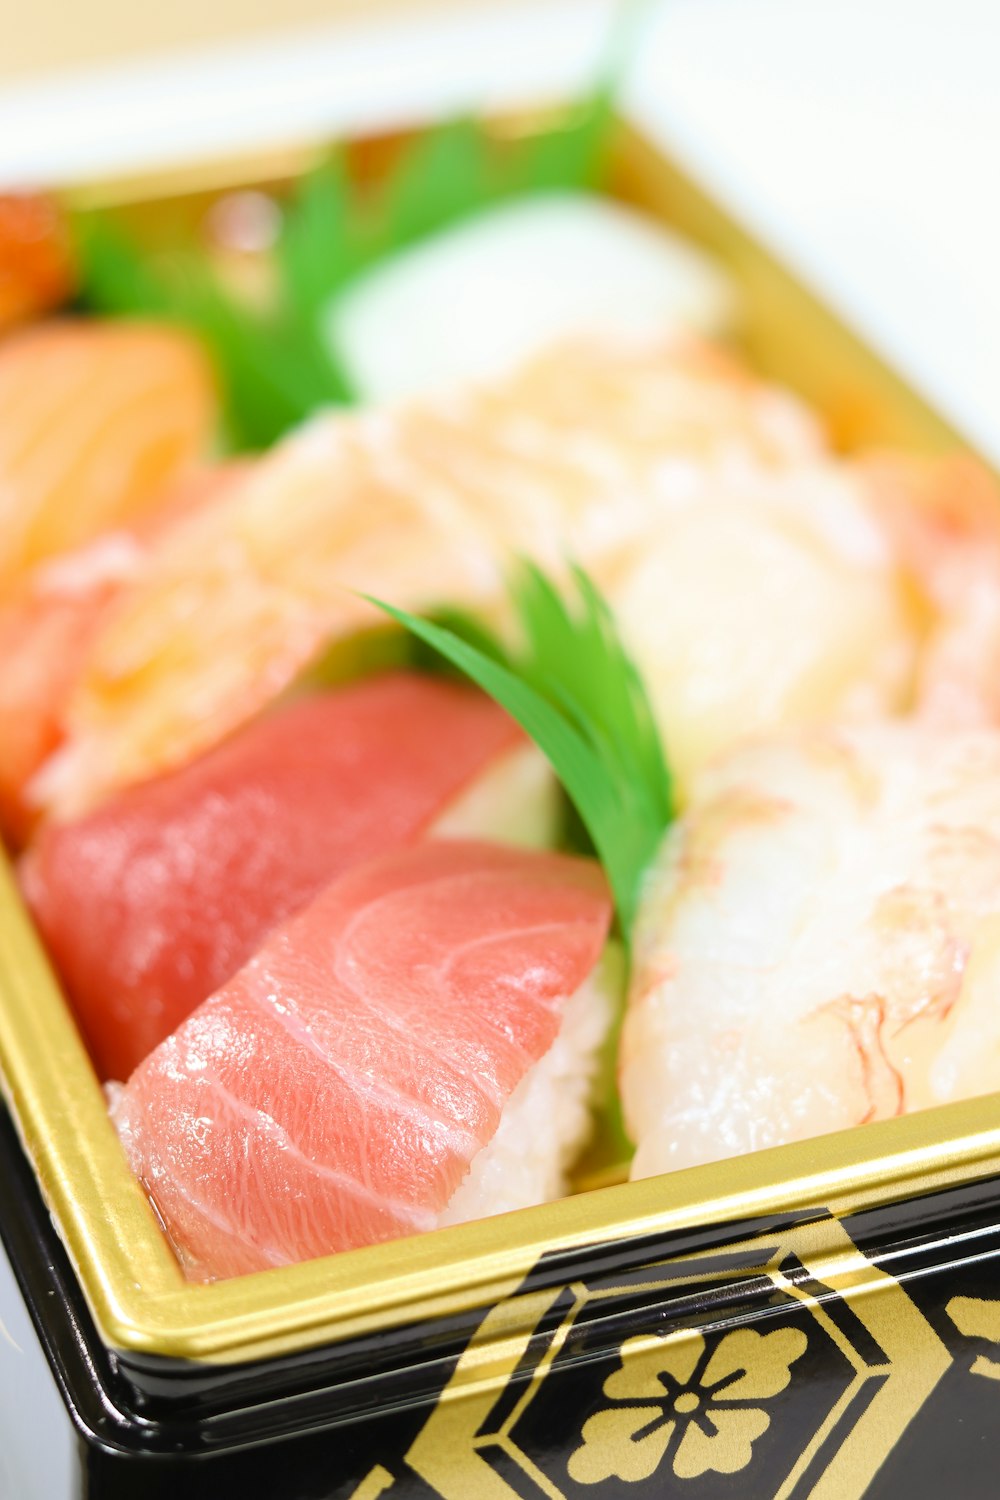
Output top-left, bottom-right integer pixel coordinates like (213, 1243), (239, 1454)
(3, 112), (1000, 1500)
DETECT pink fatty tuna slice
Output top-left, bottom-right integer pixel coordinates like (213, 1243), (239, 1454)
(22, 673), (531, 1083)
(112, 839), (613, 1280)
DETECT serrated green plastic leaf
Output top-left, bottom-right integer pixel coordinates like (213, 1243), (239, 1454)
(73, 96), (616, 451)
(368, 564), (672, 943)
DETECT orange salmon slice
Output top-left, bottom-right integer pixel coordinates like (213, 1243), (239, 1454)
(0, 319), (216, 594)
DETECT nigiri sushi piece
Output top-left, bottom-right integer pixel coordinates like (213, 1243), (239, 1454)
(622, 721), (1000, 1177)
(0, 545), (125, 847)
(23, 672), (554, 1082)
(32, 335), (918, 820)
(0, 194), (74, 331)
(864, 452), (1000, 729)
(329, 191), (734, 401)
(610, 453), (915, 785)
(0, 320), (216, 593)
(112, 840), (613, 1279)
(0, 464), (246, 845)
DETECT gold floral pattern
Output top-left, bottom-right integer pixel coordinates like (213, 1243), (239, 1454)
(947, 1296), (1000, 1381)
(567, 1325), (808, 1485)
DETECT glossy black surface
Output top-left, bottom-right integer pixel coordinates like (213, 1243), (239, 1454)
(6, 1098), (1000, 1498)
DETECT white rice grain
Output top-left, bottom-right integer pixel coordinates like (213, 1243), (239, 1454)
(438, 961), (615, 1227)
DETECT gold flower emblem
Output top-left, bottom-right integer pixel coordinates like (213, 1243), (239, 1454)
(568, 1324), (808, 1485)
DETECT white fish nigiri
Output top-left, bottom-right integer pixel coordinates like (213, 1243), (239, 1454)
(614, 454), (915, 788)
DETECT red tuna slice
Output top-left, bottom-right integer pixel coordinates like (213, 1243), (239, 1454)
(22, 673), (525, 1082)
(112, 839), (611, 1280)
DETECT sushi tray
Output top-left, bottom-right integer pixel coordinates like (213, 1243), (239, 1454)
(3, 89), (1000, 1500)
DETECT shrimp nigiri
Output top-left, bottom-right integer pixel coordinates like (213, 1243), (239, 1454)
(31, 337), (916, 818)
(0, 464), (246, 844)
(622, 721), (1000, 1176)
(865, 451), (1000, 728)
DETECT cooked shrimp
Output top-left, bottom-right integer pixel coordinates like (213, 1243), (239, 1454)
(29, 336), (917, 818)
(865, 452), (1000, 728)
(622, 722), (1000, 1177)
(0, 464), (246, 843)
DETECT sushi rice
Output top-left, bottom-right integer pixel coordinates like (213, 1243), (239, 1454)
(439, 958), (615, 1227)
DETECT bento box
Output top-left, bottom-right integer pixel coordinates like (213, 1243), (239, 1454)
(4, 102), (1000, 1500)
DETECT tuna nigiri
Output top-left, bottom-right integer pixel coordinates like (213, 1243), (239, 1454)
(112, 840), (613, 1279)
(0, 320), (216, 594)
(23, 672), (555, 1082)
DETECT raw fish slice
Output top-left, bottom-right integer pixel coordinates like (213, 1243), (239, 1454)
(0, 320), (215, 593)
(0, 194), (74, 331)
(35, 337), (828, 817)
(0, 464), (246, 844)
(611, 456), (915, 785)
(112, 840), (612, 1279)
(23, 672), (532, 1081)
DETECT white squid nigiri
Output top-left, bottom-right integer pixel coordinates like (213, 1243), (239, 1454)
(622, 722), (1000, 1177)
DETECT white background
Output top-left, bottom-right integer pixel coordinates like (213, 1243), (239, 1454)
(0, 0), (995, 459)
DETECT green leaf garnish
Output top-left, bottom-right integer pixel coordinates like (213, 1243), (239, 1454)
(73, 213), (354, 451)
(369, 118), (500, 254)
(73, 95), (616, 452)
(368, 563), (672, 943)
(275, 154), (362, 318)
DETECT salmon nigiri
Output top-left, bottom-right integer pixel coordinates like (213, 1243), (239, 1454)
(112, 840), (613, 1280)
(23, 672), (555, 1081)
(0, 320), (216, 594)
